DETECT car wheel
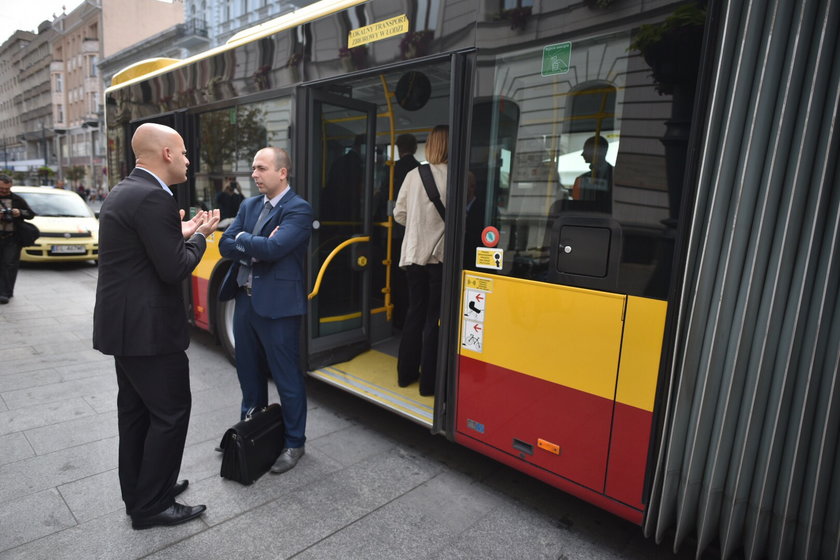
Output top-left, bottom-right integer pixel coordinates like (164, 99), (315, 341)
(215, 296), (236, 365)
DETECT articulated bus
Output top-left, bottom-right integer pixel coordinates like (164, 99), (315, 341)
(104, 1), (839, 558)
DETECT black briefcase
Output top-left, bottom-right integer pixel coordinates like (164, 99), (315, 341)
(219, 403), (284, 485)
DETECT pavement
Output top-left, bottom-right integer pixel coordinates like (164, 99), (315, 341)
(0, 262), (696, 560)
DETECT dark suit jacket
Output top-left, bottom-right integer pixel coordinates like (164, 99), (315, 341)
(218, 188), (312, 318)
(93, 168), (207, 356)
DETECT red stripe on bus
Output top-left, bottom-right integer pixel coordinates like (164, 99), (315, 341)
(605, 401), (653, 510)
(456, 355), (613, 492)
(192, 275), (210, 331)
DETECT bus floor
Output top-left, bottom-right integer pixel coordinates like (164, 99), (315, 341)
(307, 337), (434, 427)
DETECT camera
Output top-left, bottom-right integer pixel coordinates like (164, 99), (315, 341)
(0, 207), (13, 223)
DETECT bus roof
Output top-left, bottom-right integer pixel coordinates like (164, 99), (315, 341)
(108, 0), (367, 91)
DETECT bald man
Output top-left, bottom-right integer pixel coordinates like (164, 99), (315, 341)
(93, 123), (220, 530)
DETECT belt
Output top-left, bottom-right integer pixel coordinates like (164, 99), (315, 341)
(243, 286), (252, 296)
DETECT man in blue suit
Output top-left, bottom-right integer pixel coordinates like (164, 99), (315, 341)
(219, 146), (312, 474)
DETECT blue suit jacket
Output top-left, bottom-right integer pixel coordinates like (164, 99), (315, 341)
(218, 188), (312, 318)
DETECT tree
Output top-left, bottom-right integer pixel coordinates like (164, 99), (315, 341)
(65, 165), (86, 187)
(37, 166), (55, 185)
(199, 106), (267, 173)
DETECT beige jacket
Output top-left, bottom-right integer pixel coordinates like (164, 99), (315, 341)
(393, 163), (447, 267)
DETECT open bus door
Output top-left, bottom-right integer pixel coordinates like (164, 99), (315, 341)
(303, 90), (377, 369)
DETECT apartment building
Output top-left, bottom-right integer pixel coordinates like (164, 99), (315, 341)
(0, 31), (38, 174)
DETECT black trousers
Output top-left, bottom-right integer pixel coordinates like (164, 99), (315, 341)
(0, 235), (21, 298)
(115, 352), (191, 518)
(397, 264), (442, 395)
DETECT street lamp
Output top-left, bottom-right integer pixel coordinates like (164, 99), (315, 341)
(40, 121), (48, 166)
(54, 129), (66, 184)
(82, 120), (98, 190)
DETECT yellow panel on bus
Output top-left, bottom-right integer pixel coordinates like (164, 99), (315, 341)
(459, 273), (625, 402)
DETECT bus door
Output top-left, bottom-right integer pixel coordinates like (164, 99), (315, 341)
(304, 90), (377, 369)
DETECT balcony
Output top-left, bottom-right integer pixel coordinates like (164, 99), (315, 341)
(81, 39), (100, 54)
(173, 18), (210, 51)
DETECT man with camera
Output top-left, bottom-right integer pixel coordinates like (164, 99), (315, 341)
(0, 174), (35, 304)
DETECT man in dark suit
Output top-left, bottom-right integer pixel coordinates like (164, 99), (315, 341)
(388, 134), (420, 328)
(93, 123), (220, 530)
(219, 146), (312, 474)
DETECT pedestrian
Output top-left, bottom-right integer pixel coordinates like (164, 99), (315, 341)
(393, 125), (449, 396)
(216, 176), (245, 219)
(0, 173), (36, 304)
(92, 123), (220, 530)
(218, 146), (313, 474)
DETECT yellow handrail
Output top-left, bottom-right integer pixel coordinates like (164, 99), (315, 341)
(308, 236), (370, 300)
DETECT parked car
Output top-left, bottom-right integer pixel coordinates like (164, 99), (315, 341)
(11, 186), (99, 262)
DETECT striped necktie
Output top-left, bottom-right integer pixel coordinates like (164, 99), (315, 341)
(237, 201), (273, 287)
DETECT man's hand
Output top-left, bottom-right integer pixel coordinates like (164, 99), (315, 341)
(268, 226), (279, 238)
(196, 209), (221, 236)
(180, 209), (207, 239)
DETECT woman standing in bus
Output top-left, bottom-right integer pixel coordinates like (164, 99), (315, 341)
(393, 125), (448, 396)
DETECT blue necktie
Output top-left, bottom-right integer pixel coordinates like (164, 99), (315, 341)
(237, 201), (272, 287)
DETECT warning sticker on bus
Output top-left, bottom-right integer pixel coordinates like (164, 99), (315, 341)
(464, 275), (494, 292)
(475, 247), (503, 270)
(462, 319), (483, 353)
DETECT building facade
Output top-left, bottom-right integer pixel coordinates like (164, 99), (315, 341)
(1, 30), (39, 178)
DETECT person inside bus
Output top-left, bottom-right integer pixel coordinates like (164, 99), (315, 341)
(464, 171), (483, 269)
(570, 134), (613, 213)
(218, 146), (313, 475)
(382, 133), (420, 329)
(322, 134), (364, 222)
(393, 125), (449, 396)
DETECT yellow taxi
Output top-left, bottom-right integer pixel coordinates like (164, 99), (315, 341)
(12, 186), (99, 262)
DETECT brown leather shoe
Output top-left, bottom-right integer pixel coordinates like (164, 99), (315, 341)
(270, 446), (305, 474)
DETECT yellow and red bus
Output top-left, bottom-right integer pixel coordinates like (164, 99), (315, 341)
(104, 1), (839, 558)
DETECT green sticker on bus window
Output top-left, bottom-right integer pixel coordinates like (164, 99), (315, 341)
(542, 42), (571, 76)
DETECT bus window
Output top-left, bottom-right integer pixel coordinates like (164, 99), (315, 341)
(195, 97), (291, 219)
(468, 29), (685, 300)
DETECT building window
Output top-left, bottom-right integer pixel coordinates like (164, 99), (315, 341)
(56, 104), (64, 123)
(54, 73), (63, 92)
(502, 0), (533, 9)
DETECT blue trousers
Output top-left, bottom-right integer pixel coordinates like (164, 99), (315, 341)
(233, 290), (306, 448)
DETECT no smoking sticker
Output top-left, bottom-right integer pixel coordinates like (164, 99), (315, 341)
(481, 226), (500, 247)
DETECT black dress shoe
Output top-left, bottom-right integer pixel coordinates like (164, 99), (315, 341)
(173, 479), (188, 497)
(131, 502), (206, 530)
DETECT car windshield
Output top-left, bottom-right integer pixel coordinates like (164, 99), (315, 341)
(18, 192), (94, 218)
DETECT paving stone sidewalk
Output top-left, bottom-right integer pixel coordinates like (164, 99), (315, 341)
(0, 263), (695, 560)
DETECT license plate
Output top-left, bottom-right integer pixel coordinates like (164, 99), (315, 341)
(51, 245), (86, 255)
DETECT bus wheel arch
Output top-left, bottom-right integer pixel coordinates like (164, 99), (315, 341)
(209, 261), (236, 365)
